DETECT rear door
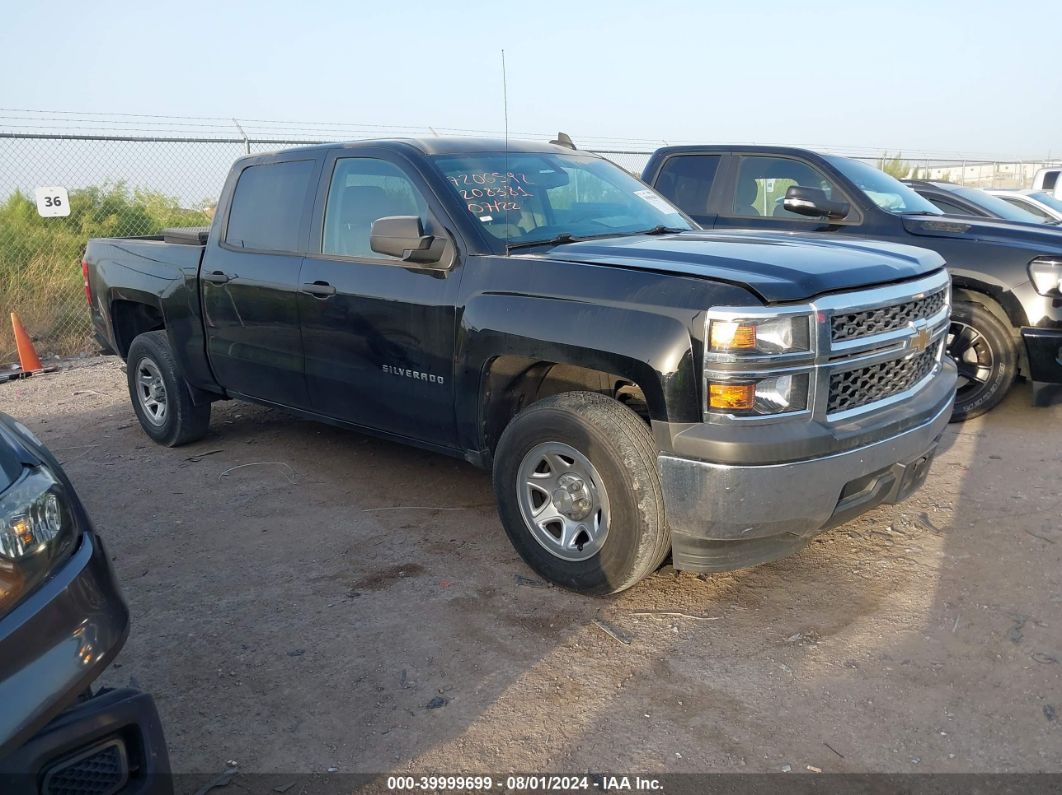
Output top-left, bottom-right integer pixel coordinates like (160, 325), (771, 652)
(202, 156), (320, 408)
(649, 153), (722, 227)
(297, 148), (462, 447)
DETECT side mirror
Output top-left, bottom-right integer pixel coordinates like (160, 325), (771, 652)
(783, 186), (850, 220)
(370, 216), (446, 266)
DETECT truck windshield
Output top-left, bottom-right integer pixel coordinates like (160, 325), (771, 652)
(432, 152), (693, 249)
(825, 156), (943, 216)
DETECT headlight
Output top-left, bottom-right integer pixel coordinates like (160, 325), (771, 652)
(1029, 257), (1062, 297)
(0, 466), (77, 613)
(709, 315), (811, 354)
(708, 373), (810, 415)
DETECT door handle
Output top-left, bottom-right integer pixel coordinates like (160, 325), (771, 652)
(203, 271), (231, 284)
(301, 281), (336, 298)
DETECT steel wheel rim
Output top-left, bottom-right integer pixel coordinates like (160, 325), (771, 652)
(516, 441), (611, 562)
(947, 320), (995, 400)
(135, 357), (168, 426)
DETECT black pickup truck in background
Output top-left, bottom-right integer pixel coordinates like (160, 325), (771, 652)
(85, 138), (956, 593)
(643, 146), (1062, 420)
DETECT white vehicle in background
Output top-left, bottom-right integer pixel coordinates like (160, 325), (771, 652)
(987, 189), (1062, 224)
(1031, 166), (1062, 195)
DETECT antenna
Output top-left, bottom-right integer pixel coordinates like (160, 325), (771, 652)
(502, 49), (510, 254)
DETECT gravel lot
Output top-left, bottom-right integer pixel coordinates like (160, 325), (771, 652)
(3, 358), (1060, 780)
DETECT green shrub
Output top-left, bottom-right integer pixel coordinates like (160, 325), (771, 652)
(0, 184), (211, 361)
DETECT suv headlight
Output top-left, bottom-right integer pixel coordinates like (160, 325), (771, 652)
(709, 315), (811, 354)
(0, 466), (77, 613)
(1029, 257), (1062, 297)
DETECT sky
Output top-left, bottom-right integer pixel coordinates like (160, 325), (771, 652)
(2, 0), (1061, 159)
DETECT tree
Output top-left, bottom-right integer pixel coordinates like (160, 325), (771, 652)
(879, 152), (913, 180)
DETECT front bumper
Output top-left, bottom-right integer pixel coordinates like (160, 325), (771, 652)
(0, 533), (129, 756)
(659, 385), (953, 573)
(0, 688), (171, 795)
(1022, 326), (1062, 384)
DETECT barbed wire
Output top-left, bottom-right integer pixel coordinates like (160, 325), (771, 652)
(2, 108), (1057, 163)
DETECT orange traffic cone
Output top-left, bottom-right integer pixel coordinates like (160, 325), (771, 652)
(8, 313), (56, 379)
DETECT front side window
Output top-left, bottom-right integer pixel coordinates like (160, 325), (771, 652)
(432, 152), (692, 247)
(825, 156), (942, 215)
(225, 160), (315, 252)
(946, 186), (1043, 223)
(999, 196), (1053, 221)
(731, 156), (842, 219)
(1027, 192), (1062, 215)
(323, 158), (428, 258)
(653, 154), (721, 218)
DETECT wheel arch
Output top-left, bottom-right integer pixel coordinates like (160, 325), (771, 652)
(459, 295), (701, 460)
(950, 276), (1028, 330)
(950, 280), (1028, 376)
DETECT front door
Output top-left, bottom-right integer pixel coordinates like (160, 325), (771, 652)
(202, 157), (318, 408)
(297, 152), (462, 447)
(712, 154), (852, 233)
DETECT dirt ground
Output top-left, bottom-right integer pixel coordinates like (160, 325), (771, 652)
(2, 358), (1060, 779)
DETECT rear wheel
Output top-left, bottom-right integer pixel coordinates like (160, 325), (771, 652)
(947, 302), (1017, 422)
(492, 391), (669, 595)
(127, 331), (211, 446)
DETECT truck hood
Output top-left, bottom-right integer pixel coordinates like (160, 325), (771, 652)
(901, 214), (1062, 253)
(540, 230), (944, 303)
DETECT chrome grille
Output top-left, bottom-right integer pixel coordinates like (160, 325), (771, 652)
(831, 288), (947, 342)
(828, 344), (940, 414)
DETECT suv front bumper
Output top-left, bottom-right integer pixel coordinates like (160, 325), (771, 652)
(1022, 326), (1062, 384)
(0, 688), (171, 795)
(659, 366), (954, 573)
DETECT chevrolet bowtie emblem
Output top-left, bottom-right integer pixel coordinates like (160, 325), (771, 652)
(910, 327), (931, 353)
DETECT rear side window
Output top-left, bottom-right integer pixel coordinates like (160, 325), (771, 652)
(924, 196), (976, 216)
(653, 155), (720, 217)
(225, 160), (315, 252)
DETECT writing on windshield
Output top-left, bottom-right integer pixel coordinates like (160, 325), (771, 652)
(433, 152), (692, 247)
(446, 172), (534, 217)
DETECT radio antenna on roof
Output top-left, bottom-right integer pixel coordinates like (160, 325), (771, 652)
(502, 49), (511, 255)
(550, 132), (577, 150)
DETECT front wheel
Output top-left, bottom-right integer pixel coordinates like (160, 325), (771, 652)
(492, 392), (670, 595)
(127, 331), (211, 446)
(947, 302), (1017, 422)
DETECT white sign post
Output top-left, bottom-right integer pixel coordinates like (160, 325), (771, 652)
(34, 186), (70, 218)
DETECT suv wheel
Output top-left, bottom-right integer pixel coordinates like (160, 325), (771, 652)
(947, 302), (1017, 421)
(492, 391), (670, 595)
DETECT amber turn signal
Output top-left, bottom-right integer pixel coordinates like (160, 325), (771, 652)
(709, 321), (758, 351)
(708, 383), (756, 411)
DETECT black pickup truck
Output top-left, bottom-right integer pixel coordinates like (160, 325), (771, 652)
(642, 145), (1062, 420)
(85, 138), (956, 594)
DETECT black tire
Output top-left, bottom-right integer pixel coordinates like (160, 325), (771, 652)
(126, 331), (211, 446)
(947, 302), (1017, 422)
(492, 391), (669, 595)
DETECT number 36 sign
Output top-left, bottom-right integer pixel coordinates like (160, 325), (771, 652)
(34, 186), (70, 218)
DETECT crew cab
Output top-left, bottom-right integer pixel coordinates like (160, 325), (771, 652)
(85, 138), (956, 593)
(643, 146), (1062, 419)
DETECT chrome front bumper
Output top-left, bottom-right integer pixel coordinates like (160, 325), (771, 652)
(658, 374), (954, 572)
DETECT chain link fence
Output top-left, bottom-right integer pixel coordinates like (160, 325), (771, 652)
(0, 132), (1052, 365)
(0, 133), (655, 364)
